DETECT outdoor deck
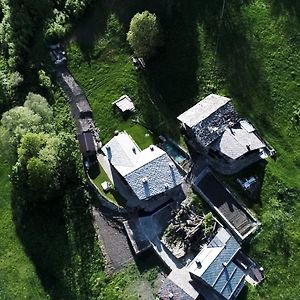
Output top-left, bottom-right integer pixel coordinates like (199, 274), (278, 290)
(193, 170), (258, 240)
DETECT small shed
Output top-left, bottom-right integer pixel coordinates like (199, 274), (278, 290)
(112, 95), (135, 114)
(78, 131), (96, 157)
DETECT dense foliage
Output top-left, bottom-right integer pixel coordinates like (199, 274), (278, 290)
(0, 0), (94, 112)
(127, 11), (161, 58)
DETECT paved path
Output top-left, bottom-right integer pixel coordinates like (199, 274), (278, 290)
(136, 209), (199, 299)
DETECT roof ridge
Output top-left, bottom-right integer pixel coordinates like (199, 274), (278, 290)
(124, 150), (167, 178)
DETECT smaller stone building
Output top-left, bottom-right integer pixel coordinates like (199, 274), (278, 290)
(177, 94), (274, 174)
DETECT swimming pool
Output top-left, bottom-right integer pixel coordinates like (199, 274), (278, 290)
(162, 141), (188, 164)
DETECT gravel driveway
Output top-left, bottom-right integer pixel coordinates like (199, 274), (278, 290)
(92, 206), (134, 272)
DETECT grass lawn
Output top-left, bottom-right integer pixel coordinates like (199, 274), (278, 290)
(91, 166), (126, 207)
(0, 156), (164, 299)
(0, 159), (47, 299)
(118, 121), (155, 149)
(66, 0), (300, 299)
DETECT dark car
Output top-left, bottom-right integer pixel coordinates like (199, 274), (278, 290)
(49, 43), (66, 65)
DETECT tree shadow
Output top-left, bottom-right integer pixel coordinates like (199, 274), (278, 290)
(269, 0), (300, 20)
(106, 0), (199, 141)
(270, 224), (291, 260)
(11, 185), (103, 299)
(198, 1), (270, 109)
(220, 160), (267, 210)
(237, 284), (249, 300)
(269, 0), (300, 50)
(134, 248), (170, 275)
(70, 1), (109, 61)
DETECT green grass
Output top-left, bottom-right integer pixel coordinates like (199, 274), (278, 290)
(197, 1), (300, 299)
(66, 1), (300, 299)
(67, 41), (139, 143)
(0, 155), (162, 299)
(91, 166), (125, 206)
(0, 159), (47, 299)
(98, 251), (164, 300)
(118, 121), (155, 149)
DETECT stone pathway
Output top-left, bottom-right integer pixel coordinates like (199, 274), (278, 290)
(133, 207), (199, 299)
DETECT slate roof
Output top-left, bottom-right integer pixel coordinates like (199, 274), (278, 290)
(177, 94), (239, 147)
(211, 121), (266, 160)
(75, 95), (92, 113)
(188, 228), (245, 300)
(124, 152), (183, 201)
(102, 132), (183, 201)
(178, 94), (231, 127)
(78, 131), (96, 156)
(59, 71), (83, 97)
(102, 132), (142, 175)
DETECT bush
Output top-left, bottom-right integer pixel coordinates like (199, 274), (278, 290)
(38, 69), (52, 89)
(203, 212), (214, 235)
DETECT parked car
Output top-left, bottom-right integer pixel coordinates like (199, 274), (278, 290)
(49, 43), (66, 65)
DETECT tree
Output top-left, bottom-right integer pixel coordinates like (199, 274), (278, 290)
(1, 106), (42, 145)
(24, 92), (53, 124)
(1, 92), (53, 145)
(38, 69), (52, 89)
(14, 132), (61, 193)
(13, 131), (81, 196)
(127, 11), (161, 58)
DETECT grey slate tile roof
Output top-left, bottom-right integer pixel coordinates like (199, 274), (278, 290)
(76, 118), (94, 133)
(59, 70), (83, 97)
(78, 131), (96, 155)
(177, 94), (232, 128)
(124, 152), (183, 201)
(188, 228), (245, 300)
(102, 132), (141, 173)
(102, 132), (184, 201)
(211, 121), (266, 160)
(177, 94), (239, 147)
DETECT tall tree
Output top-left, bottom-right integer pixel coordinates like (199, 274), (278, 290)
(24, 92), (53, 124)
(127, 11), (161, 58)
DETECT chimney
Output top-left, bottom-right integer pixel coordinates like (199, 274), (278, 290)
(150, 145), (154, 151)
(142, 177), (148, 184)
(196, 260), (202, 268)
